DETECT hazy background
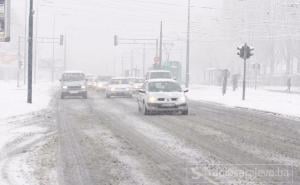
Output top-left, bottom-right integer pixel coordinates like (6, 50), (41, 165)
(3, 0), (223, 82)
(1, 0), (300, 84)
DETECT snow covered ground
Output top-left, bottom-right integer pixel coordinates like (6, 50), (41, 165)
(0, 81), (56, 185)
(188, 85), (300, 118)
(0, 81), (54, 119)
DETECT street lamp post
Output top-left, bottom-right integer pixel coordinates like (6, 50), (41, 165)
(186, 0), (191, 88)
(159, 21), (163, 68)
(27, 0), (34, 103)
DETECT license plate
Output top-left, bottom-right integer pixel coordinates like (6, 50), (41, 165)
(161, 103), (175, 107)
(69, 91), (79, 94)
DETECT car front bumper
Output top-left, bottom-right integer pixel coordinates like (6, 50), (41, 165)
(62, 89), (87, 95)
(146, 103), (188, 112)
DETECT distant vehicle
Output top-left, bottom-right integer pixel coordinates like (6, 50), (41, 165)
(128, 77), (145, 93)
(105, 77), (133, 98)
(145, 70), (172, 80)
(137, 79), (188, 115)
(96, 76), (112, 92)
(85, 74), (97, 88)
(60, 71), (88, 99)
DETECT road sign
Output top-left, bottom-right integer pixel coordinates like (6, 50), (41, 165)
(0, 0), (10, 42)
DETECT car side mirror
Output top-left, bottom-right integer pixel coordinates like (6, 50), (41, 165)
(139, 89), (146, 94)
(184, 89), (189, 93)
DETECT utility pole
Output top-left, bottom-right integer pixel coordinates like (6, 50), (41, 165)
(63, 34), (67, 71)
(143, 43), (146, 76)
(33, 0), (39, 83)
(155, 39), (159, 57)
(159, 21), (163, 68)
(130, 50), (134, 76)
(24, 0), (28, 85)
(51, 16), (55, 82)
(185, 0), (191, 88)
(121, 56), (124, 76)
(27, 0), (34, 104)
(17, 36), (21, 87)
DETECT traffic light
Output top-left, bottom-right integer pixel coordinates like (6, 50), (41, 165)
(60, 35), (64, 46)
(237, 44), (254, 59)
(114, 35), (118, 46)
(246, 46), (254, 59)
(237, 46), (244, 58)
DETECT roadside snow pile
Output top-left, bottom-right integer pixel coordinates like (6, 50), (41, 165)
(188, 85), (300, 118)
(0, 81), (54, 119)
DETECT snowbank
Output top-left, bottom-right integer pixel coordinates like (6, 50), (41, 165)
(0, 81), (54, 119)
(188, 85), (300, 118)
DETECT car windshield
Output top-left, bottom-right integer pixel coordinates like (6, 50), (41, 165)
(110, 79), (129, 84)
(62, 73), (85, 81)
(148, 81), (182, 92)
(150, 72), (171, 79)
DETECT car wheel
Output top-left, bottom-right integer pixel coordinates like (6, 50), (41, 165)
(61, 94), (65, 99)
(106, 94), (111, 98)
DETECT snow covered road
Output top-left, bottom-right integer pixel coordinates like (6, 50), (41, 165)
(54, 90), (299, 185)
(1, 88), (299, 185)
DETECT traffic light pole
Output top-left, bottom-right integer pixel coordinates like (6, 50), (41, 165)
(242, 43), (247, 101)
(27, 0), (34, 104)
(242, 57), (246, 101)
(237, 43), (254, 101)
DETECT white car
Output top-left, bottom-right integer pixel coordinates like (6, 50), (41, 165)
(60, 71), (88, 99)
(137, 79), (188, 115)
(105, 77), (133, 98)
(129, 77), (145, 93)
(85, 74), (98, 89)
(145, 70), (172, 80)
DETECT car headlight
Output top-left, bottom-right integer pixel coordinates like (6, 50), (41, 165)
(178, 96), (186, 103)
(148, 96), (156, 103)
(62, 86), (68, 89)
(110, 87), (116, 91)
(81, 85), (86, 89)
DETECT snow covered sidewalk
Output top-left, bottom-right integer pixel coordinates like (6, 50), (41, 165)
(0, 81), (57, 185)
(0, 81), (54, 119)
(188, 85), (300, 118)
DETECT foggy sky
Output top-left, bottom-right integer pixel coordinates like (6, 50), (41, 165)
(7, 0), (222, 82)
